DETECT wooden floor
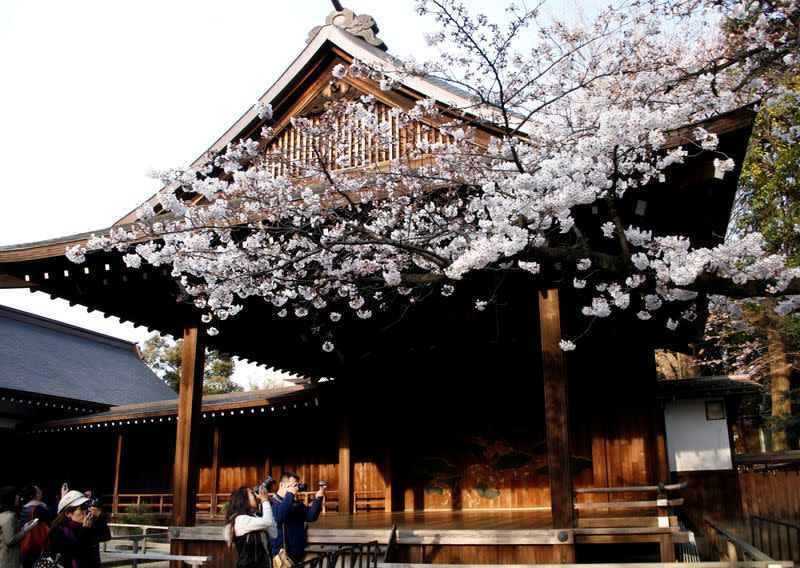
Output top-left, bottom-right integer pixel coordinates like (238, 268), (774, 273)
(313, 509), (556, 531)
(310, 509), (565, 544)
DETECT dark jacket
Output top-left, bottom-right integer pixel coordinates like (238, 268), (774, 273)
(268, 493), (322, 562)
(20, 502), (55, 525)
(233, 531), (270, 568)
(48, 517), (111, 568)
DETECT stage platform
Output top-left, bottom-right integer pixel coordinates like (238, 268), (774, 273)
(313, 509), (556, 531)
(175, 509), (687, 565)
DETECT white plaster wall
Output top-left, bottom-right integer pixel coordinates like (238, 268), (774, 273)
(664, 398), (732, 472)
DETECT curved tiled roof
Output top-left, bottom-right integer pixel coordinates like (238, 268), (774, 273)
(0, 305), (177, 406)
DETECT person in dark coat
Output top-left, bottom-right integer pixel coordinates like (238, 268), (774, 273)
(48, 490), (110, 568)
(268, 473), (326, 564)
(18, 485), (55, 568)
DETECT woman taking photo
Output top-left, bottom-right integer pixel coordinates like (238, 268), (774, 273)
(48, 490), (111, 568)
(224, 485), (277, 568)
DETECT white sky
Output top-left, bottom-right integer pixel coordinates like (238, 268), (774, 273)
(0, 1), (587, 385)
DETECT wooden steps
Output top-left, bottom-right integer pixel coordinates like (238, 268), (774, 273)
(572, 483), (689, 562)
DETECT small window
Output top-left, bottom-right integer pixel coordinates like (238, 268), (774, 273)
(705, 400), (725, 420)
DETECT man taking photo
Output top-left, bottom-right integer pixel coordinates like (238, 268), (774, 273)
(269, 472), (326, 566)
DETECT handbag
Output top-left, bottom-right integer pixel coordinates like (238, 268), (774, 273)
(32, 552), (63, 568)
(271, 524), (293, 568)
(272, 547), (293, 568)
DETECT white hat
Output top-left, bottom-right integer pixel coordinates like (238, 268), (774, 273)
(58, 490), (89, 513)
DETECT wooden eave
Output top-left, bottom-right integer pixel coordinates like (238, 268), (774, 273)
(0, 106), (757, 373)
(0, 232), (95, 264)
(655, 374), (763, 399)
(29, 383), (325, 429)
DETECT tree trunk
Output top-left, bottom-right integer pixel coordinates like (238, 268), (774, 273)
(765, 299), (792, 451)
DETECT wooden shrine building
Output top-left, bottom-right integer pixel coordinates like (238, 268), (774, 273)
(0, 6), (761, 566)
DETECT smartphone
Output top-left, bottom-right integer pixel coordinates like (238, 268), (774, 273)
(30, 518), (40, 526)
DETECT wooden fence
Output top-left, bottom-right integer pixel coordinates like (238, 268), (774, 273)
(111, 490), (340, 517)
(739, 467), (800, 522)
(703, 515), (789, 565)
(749, 516), (800, 562)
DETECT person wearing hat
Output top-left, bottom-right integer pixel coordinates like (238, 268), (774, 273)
(48, 489), (110, 568)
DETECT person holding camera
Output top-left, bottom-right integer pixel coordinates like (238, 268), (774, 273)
(224, 485), (278, 568)
(268, 473), (327, 566)
(47, 489), (111, 568)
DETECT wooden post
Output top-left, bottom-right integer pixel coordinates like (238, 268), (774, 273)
(112, 433), (122, 517)
(338, 421), (352, 515)
(210, 425), (220, 516)
(726, 539), (738, 561)
(383, 450), (392, 513)
(538, 289), (575, 559)
(170, 323), (205, 566)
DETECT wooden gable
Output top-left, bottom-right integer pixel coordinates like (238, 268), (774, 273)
(114, 26), (475, 225)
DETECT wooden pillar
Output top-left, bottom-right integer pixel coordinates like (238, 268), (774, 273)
(210, 425), (220, 516)
(538, 289), (575, 543)
(170, 324), (205, 528)
(112, 433), (122, 516)
(338, 420), (352, 515)
(382, 450), (392, 513)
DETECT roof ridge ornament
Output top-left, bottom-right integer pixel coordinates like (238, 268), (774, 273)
(308, 4), (387, 51)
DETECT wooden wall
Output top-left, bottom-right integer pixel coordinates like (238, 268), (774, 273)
(674, 470), (744, 531)
(568, 320), (668, 497)
(400, 543), (571, 564)
(9, 428), (120, 503)
(739, 469), (800, 522)
(11, 282), (677, 519)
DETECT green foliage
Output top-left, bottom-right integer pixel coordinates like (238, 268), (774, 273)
(141, 333), (242, 395)
(475, 482), (501, 499)
(735, 76), (800, 263)
(120, 503), (151, 526)
(699, 72), (800, 447)
(767, 388), (800, 443)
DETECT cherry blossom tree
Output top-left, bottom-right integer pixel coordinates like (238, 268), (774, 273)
(67, 0), (800, 354)
(695, 69), (800, 448)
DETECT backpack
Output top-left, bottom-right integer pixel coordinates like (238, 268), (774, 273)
(21, 520), (50, 557)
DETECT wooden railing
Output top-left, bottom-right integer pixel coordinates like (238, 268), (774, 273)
(704, 515), (791, 564)
(294, 541), (380, 568)
(572, 483), (688, 562)
(354, 490), (385, 513)
(573, 482), (686, 528)
(750, 516), (800, 562)
(113, 494), (172, 515)
(103, 524), (169, 554)
(111, 491), (340, 517)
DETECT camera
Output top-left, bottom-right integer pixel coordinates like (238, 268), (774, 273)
(80, 497), (101, 510)
(252, 475), (276, 495)
(296, 481), (326, 493)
